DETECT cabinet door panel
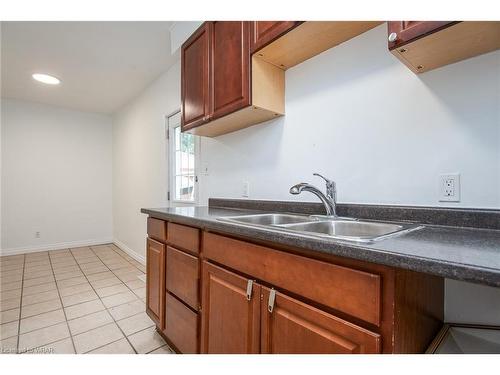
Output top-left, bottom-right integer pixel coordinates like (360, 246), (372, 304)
(181, 22), (211, 130)
(166, 246), (199, 310)
(146, 238), (165, 329)
(387, 21), (456, 49)
(200, 261), (260, 353)
(250, 21), (300, 53)
(211, 21), (250, 120)
(261, 287), (381, 354)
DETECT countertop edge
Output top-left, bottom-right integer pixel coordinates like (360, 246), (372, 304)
(141, 208), (500, 287)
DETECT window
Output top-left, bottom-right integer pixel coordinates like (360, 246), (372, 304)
(168, 111), (199, 203)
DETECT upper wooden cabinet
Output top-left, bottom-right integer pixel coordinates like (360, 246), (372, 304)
(388, 21), (500, 73)
(254, 21), (381, 69)
(181, 21), (284, 137)
(211, 21), (251, 120)
(181, 23), (211, 130)
(250, 21), (302, 53)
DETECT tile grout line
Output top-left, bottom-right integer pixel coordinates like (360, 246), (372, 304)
(91, 245), (171, 353)
(46, 250), (78, 354)
(70, 247), (139, 354)
(15, 254), (26, 354)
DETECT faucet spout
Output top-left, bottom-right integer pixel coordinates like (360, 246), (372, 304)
(289, 182), (336, 216)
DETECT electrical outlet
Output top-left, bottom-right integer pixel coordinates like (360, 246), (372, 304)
(35, 231), (41, 238)
(439, 173), (460, 202)
(242, 181), (250, 198)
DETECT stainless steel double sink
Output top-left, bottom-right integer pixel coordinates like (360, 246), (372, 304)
(218, 213), (422, 243)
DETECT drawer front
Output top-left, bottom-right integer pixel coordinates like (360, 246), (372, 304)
(147, 217), (167, 242)
(203, 232), (382, 326)
(167, 222), (200, 254)
(166, 246), (199, 310)
(261, 287), (380, 354)
(164, 292), (199, 353)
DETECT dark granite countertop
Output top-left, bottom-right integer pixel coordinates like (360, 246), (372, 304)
(141, 203), (500, 288)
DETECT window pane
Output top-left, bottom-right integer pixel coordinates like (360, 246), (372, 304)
(177, 127), (181, 151)
(170, 123), (196, 202)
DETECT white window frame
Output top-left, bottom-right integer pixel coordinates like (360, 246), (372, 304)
(166, 110), (200, 205)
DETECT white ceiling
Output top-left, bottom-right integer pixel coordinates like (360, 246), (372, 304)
(1, 21), (178, 114)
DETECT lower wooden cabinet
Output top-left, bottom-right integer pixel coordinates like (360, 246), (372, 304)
(201, 261), (261, 353)
(261, 287), (381, 354)
(200, 261), (381, 354)
(146, 238), (165, 329)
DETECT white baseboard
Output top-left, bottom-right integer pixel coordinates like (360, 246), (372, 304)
(0, 238), (114, 257)
(113, 239), (145, 265)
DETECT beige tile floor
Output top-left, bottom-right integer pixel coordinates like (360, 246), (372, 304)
(0, 244), (174, 354)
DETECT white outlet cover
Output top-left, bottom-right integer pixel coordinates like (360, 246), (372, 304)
(439, 173), (460, 202)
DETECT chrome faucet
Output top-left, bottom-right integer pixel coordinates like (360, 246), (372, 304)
(289, 173), (337, 216)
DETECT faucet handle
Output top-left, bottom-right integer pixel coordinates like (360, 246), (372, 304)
(313, 173), (336, 199)
(313, 173), (333, 186)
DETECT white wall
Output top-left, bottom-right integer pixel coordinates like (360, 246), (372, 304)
(200, 24), (500, 209)
(1, 99), (113, 254)
(112, 61), (180, 261)
(111, 24), (500, 323)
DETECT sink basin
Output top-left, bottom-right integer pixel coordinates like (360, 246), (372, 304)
(218, 213), (422, 243)
(221, 213), (317, 226)
(281, 220), (421, 242)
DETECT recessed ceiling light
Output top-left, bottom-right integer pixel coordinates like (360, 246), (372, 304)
(32, 73), (61, 85)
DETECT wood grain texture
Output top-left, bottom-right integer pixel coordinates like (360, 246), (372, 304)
(203, 232), (382, 326)
(181, 22), (211, 131)
(390, 21), (500, 73)
(166, 246), (200, 310)
(200, 261), (261, 353)
(250, 21), (302, 53)
(164, 292), (199, 353)
(255, 21), (382, 69)
(186, 105), (283, 137)
(146, 238), (165, 329)
(387, 21), (457, 49)
(393, 269), (444, 353)
(252, 55), (285, 114)
(167, 222), (200, 255)
(211, 21), (251, 120)
(147, 217), (167, 242)
(261, 287), (381, 353)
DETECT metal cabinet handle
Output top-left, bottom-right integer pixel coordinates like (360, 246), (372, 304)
(246, 280), (254, 301)
(388, 32), (398, 42)
(268, 288), (276, 313)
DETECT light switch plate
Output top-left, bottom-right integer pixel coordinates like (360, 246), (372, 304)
(439, 173), (460, 202)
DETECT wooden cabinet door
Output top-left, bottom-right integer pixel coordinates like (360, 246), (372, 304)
(387, 21), (456, 49)
(200, 261), (260, 353)
(181, 22), (211, 131)
(146, 238), (166, 329)
(210, 21), (251, 120)
(261, 287), (381, 354)
(250, 21), (301, 53)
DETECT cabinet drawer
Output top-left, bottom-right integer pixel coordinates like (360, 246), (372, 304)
(164, 292), (198, 353)
(147, 217), (167, 242)
(166, 246), (199, 310)
(167, 222), (200, 254)
(203, 232), (382, 326)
